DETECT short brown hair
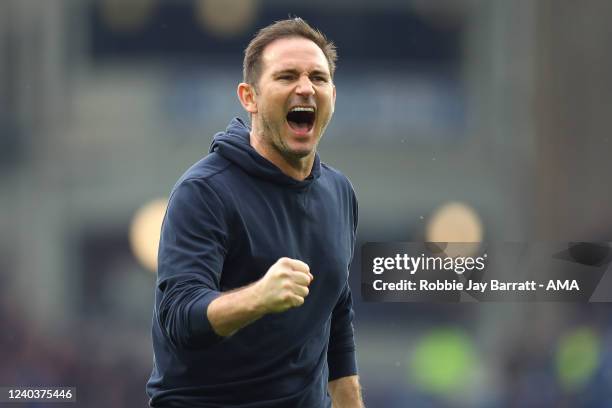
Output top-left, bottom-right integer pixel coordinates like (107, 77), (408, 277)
(243, 18), (337, 88)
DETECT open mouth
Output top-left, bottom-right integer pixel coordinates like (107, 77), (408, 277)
(286, 106), (315, 134)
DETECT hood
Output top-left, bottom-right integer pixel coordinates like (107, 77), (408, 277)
(209, 117), (321, 189)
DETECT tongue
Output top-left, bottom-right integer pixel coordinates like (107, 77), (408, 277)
(288, 120), (310, 132)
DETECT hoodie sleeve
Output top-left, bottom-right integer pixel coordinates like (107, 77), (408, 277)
(327, 283), (357, 381)
(327, 185), (359, 381)
(155, 178), (229, 349)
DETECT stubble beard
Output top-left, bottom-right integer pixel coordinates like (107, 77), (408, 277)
(259, 111), (316, 164)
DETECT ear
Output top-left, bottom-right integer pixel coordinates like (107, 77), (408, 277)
(331, 84), (336, 114)
(237, 82), (258, 114)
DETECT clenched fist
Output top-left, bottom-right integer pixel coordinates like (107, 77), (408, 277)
(252, 257), (313, 314)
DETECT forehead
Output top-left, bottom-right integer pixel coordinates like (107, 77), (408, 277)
(260, 37), (330, 74)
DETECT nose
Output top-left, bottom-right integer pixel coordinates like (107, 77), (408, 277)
(295, 75), (315, 96)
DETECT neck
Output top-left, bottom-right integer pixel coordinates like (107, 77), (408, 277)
(250, 130), (314, 181)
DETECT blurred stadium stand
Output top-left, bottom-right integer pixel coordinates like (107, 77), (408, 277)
(2, 0), (612, 406)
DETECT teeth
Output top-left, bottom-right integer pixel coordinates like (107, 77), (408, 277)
(290, 106), (315, 113)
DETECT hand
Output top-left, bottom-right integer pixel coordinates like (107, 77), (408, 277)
(253, 257), (313, 314)
(329, 376), (364, 408)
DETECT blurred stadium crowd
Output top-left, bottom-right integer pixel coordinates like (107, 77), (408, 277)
(2, 0), (612, 406)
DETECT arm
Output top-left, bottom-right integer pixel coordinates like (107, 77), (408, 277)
(327, 283), (358, 380)
(207, 257), (313, 336)
(328, 184), (362, 407)
(157, 179), (314, 346)
(156, 179), (228, 348)
(328, 375), (364, 408)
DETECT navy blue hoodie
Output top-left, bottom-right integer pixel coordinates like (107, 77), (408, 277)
(147, 118), (358, 407)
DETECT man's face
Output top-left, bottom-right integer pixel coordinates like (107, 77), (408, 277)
(252, 37), (336, 161)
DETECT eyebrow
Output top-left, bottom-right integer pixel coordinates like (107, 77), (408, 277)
(273, 68), (330, 78)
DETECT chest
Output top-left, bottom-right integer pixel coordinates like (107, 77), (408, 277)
(223, 179), (354, 303)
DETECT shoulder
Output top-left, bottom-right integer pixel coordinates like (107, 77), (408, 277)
(320, 162), (359, 230)
(320, 162), (357, 199)
(170, 152), (238, 196)
(164, 152), (241, 218)
(177, 152), (232, 185)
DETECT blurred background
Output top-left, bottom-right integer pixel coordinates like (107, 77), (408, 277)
(2, 0), (612, 406)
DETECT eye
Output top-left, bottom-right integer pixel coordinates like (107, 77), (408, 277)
(312, 75), (328, 83)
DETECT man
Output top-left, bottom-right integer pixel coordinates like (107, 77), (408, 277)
(147, 18), (364, 408)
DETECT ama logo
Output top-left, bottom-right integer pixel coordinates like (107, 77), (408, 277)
(546, 280), (579, 291)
